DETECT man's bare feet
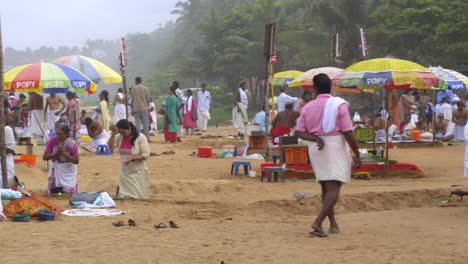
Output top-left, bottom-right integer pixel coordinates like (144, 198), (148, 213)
(309, 223), (328, 237)
(328, 225), (340, 234)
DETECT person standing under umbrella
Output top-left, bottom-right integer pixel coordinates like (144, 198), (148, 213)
(27, 92), (45, 143)
(131, 77), (151, 142)
(61, 92), (81, 136)
(44, 93), (66, 135)
(94, 90), (111, 133)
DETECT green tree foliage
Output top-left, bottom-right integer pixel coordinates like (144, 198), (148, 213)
(4, 0), (467, 103)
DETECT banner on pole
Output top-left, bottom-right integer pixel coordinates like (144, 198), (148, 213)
(270, 48), (277, 64)
(120, 37), (128, 66)
(360, 28), (368, 59)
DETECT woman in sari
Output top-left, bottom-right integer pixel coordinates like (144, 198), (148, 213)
(43, 120), (79, 196)
(94, 90), (111, 133)
(183, 89), (197, 135)
(61, 92), (81, 136)
(162, 88), (182, 143)
(108, 119), (150, 199)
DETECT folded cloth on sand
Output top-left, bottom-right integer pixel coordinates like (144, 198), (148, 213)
(3, 194), (63, 217)
(62, 209), (125, 216)
(308, 135), (351, 184)
(69, 192), (116, 208)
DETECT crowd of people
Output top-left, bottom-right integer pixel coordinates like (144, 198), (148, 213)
(1, 77), (213, 200)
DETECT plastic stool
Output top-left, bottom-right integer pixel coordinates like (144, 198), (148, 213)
(263, 167), (284, 182)
(96, 144), (113, 155)
(198, 146), (212, 158)
(230, 161), (252, 176)
(260, 162), (275, 177)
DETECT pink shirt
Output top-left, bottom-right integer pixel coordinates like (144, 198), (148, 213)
(295, 94), (353, 136)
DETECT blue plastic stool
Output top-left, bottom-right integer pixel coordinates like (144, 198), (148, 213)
(96, 144), (113, 155)
(230, 161), (252, 176)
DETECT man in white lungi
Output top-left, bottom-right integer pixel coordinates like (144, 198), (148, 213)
(295, 74), (361, 238)
(113, 88), (127, 124)
(27, 92), (45, 144)
(44, 93), (66, 134)
(452, 101), (468, 141)
(0, 126), (17, 188)
(232, 82), (249, 140)
(197, 83), (211, 132)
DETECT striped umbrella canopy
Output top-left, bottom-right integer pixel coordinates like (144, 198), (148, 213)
(4, 63), (97, 94)
(289, 67), (342, 89)
(288, 67), (372, 93)
(53, 55), (122, 84)
(430, 67), (468, 90)
(272, 70), (303, 86)
(338, 58), (441, 90)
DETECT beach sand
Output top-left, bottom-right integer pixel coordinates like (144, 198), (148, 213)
(1, 126), (468, 264)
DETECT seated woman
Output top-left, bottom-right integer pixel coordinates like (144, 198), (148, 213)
(108, 119), (150, 199)
(43, 120), (79, 196)
(85, 117), (109, 149)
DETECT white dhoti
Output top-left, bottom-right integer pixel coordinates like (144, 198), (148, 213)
(197, 110), (210, 131)
(47, 162), (78, 195)
(27, 109), (45, 143)
(232, 103), (248, 134)
(0, 154), (16, 188)
(465, 144), (468, 177)
(308, 135), (351, 184)
(150, 111), (157, 132)
(46, 109), (60, 131)
(454, 124), (465, 141)
(90, 130), (109, 148)
(114, 103), (127, 124)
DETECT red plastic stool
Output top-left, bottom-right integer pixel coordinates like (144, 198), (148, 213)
(261, 162), (275, 177)
(198, 146), (212, 158)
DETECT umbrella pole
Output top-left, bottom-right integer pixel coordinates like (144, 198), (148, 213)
(385, 89), (390, 168)
(119, 53), (129, 120)
(369, 93), (376, 151)
(0, 20), (8, 187)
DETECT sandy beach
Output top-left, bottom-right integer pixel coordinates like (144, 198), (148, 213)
(1, 126), (468, 264)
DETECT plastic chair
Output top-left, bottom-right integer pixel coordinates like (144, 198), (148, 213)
(96, 145), (113, 155)
(230, 161), (252, 176)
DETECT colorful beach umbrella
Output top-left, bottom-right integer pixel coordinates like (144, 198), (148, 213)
(430, 67), (468, 90)
(289, 67), (342, 89)
(4, 63), (98, 94)
(338, 58), (441, 90)
(272, 70), (303, 86)
(53, 55), (122, 84)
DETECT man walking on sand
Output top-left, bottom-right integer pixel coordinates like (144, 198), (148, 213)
(45, 93), (66, 133)
(295, 74), (361, 237)
(197, 83), (211, 132)
(131, 77), (151, 142)
(232, 81), (249, 140)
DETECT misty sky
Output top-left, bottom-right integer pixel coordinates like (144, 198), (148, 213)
(1, 0), (179, 49)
